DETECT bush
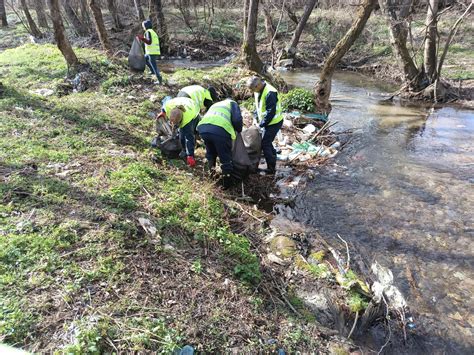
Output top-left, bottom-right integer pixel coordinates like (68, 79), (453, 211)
(280, 88), (315, 112)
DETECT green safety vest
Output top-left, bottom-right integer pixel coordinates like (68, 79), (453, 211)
(181, 85), (212, 111)
(254, 83), (283, 126)
(144, 29), (161, 55)
(198, 99), (236, 140)
(164, 97), (199, 128)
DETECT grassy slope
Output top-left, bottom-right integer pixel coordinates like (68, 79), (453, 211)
(0, 44), (329, 353)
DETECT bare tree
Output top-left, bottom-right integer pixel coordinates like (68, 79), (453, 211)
(284, 0), (318, 59)
(33, 0), (49, 28)
(262, 0), (275, 41)
(79, 0), (92, 27)
(48, 0), (79, 68)
(20, 0), (43, 37)
(424, 0), (439, 81)
(314, 0), (376, 115)
(378, 0), (424, 89)
(62, 0), (89, 36)
(89, 0), (113, 54)
(242, 0), (265, 73)
(132, 0), (145, 20)
(243, 0), (249, 34)
(107, 0), (123, 30)
(149, 0), (169, 54)
(0, 0), (7, 27)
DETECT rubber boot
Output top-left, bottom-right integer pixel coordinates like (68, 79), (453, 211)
(264, 162), (276, 175)
(222, 173), (233, 189)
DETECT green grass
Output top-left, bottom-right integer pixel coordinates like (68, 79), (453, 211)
(0, 42), (266, 351)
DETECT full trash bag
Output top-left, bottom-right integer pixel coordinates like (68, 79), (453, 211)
(232, 133), (253, 180)
(242, 126), (262, 173)
(128, 38), (146, 72)
(159, 136), (181, 159)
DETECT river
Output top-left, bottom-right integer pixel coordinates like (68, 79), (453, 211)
(279, 70), (474, 354)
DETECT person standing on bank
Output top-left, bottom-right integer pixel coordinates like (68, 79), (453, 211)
(136, 20), (163, 85)
(246, 76), (283, 175)
(197, 99), (243, 188)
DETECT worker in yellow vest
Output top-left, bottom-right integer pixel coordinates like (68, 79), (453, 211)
(136, 20), (163, 85)
(157, 97), (200, 167)
(246, 76), (283, 175)
(177, 85), (218, 113)
(197, 99), (243, 188)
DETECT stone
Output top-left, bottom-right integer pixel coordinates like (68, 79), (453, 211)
(270, 236), (297, 259)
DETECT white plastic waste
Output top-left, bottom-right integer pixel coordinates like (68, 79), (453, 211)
(283, 118), (293, 128)
(302, 124), (316, 134)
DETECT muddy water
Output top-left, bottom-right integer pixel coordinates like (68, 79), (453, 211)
(280, 70), (474, 354)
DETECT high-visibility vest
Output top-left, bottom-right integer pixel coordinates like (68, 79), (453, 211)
(198, 99), (236, 140)
(254, 83), (283, 126)
(181, 85), (212, 111)
(144, 29), (161, 55)
(164, 97), (199, 128)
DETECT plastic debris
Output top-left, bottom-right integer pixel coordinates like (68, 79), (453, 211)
(371, 262), (407, 310)
(302, 124), (316, 134)
(32, 88), (54, 97)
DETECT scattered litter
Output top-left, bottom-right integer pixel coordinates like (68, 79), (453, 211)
(137, 216), (159, 240)
(371, 262), (407, 310)
(302, 124), (316, 134)
(31, 88), (54, 97)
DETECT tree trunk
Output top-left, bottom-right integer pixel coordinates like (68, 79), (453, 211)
(149, 0), (169, 54)
(89, 0), (113, 54)
(132, 0), (145, 20)
(48, 0), (79, 68)
(20, 0), (43, 37)
(261, 0), (275, 42)
(79, 0), (92, 27)
(62, 0), (89, 36)
(285, 0), (317, 59)
(242, 0), (265, 73)
(424, 0), (439, 81)
(33, 0), (49, 28)
(0, 0), (8, 27)
(243, 0), (249, 36)
(378, 0), (425, 89)
(314, 0), (376, 115)
(107, 0), (123, 30)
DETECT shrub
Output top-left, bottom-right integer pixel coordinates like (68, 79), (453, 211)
(280, 88), (315, 112)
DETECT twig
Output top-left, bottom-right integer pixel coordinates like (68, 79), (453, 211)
(337, 233), (350, 272)
(377, 296), (392, 355)
(347, 310), (359, 339)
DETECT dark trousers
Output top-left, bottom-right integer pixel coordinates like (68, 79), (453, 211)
(145, 54), (162, 82)
(179, 116), (199, 157)
(199, 132), (233, 174)
(262, 120), (283, 168)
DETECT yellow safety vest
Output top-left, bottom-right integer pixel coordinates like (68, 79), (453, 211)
(198, 99), (236, 140)
(164, 97), (199, 128)
(181, 85), (212, 111)
(254, 83), (283, 126)
(144, 29), (161, 55)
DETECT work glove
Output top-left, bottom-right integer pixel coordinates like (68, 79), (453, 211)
(156, 111), (166, 120)
(186, 156), (196, 168)
(136, 35), (145, 42)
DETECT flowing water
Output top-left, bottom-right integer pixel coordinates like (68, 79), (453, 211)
(279, 70), (474, 354)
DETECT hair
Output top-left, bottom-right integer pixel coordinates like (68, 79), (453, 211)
(170, 108), (183, 125)
(208, 86), (218, 102)
(246, 76), (263, 89)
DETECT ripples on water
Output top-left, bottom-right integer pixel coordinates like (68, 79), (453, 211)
(280, 70), (474, 353)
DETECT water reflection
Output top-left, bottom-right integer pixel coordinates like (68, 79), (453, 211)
(280, 70), (474, 353)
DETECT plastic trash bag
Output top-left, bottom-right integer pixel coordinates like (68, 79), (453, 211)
(128, 38), (146, 72)
(242, 126), (262, 173)
(159, 136), (181, 159)
(232, 133), (253, 179)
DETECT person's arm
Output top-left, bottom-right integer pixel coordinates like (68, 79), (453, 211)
(230, 102), (243, 133)
(137, 31), (152, 45)
(259, 91), (277, 128)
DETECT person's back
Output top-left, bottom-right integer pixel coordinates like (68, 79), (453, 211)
(178, 85), (218, 112)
